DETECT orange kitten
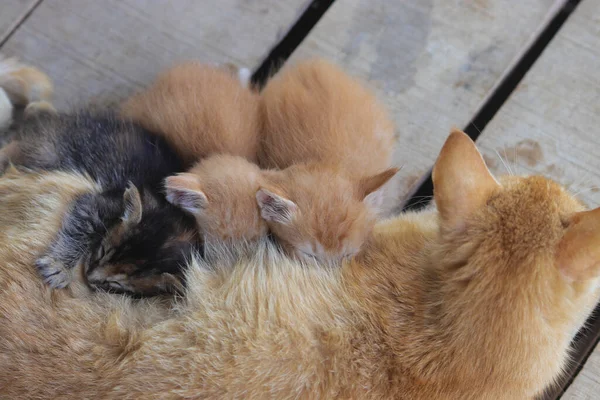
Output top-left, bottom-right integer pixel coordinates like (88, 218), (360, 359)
(259, 59), (395, 177)
(2, 130), (598, 399)
(121, 62), (260, 166)
(165, 154), (268, 244)
(256, 163), (398, 262)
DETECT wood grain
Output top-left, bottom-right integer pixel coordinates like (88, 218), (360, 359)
(0, 0), (311, 109)
(289, 0), (566, 213)
(0, 0), (39, 43)
(473, 0), (600, 397)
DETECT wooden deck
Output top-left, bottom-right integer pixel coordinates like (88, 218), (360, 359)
(1, 0), (598, 397)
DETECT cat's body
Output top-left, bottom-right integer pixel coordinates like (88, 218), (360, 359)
(259, 59), (395, 176)
(0, 58), (197, 295)
(121, 61), (260, 167)
(1, 130), (597, 399)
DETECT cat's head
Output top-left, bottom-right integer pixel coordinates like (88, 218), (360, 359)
(256, 163), (398, 263)
(165, 155), (269, 244)
(86, 183), (198, 296)
(430, 129), (600, 389)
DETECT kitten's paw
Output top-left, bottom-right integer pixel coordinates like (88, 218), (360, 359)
(35, 255), (71, 289)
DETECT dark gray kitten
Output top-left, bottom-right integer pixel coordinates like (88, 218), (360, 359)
(0, 110), (199, 296)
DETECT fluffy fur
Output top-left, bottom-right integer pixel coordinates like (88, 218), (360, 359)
(121, 61), (261, 167)
(1, 130), (597, 398)
(259, 59), (395, 177)
(165, 154), (268, 244)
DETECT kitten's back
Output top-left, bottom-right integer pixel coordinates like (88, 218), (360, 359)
(122, 62), (261, 166)
(259, 59), (395, 176)
(15, 111), (184, 191)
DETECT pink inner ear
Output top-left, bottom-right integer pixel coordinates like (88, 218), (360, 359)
(256, 188), (297, 224)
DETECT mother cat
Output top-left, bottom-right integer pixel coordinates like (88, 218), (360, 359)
(0, 130), (598, 399)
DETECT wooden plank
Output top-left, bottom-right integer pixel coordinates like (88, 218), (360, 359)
(472, 0), (600, 398)
(289, 0), (566, 213)
(0, 0), (311, 109)
(563, 342), (600, 400)
(0, 0), (39, 43)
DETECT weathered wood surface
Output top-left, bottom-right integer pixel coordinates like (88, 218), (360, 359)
(290, 0), (566, 213)
(474, 0), (600, 397)
(0, 0), (39, 43)
(0, 0), (311, 109)
(564, 342), (600, 400)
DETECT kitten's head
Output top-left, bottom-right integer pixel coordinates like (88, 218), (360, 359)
(430, 129), (600, 388)
(86, 183), (198, 296)
(165, 155), (268, 244)
(256, 163), (398, 263)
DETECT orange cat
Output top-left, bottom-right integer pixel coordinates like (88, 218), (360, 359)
(166, 157), (396, 260)
(121, 62), (260, 166)
(1, 129), (598, 399)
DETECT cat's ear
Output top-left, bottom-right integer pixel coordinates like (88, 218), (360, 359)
(359, 168), (399, 209)
(432, 129), (500, 230)
(557, 207), (600, 281)
(256, 188), (298, 225)
(122, 182), (143, 225)
(164, 174), (208, 215)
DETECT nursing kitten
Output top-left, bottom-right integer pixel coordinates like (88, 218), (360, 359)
(256, 59), (397, 259)
(121, 61), (260, 167)
(0, 59), (197, 295)
(165, 154), (268, 244)
(259, 59), (395, 177)
(1, 129), (598, 399)
(4, 110), (197, 294)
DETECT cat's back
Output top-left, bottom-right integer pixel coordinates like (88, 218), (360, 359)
(122, 62), (261, 166)
(259, 59), (395, 176)
(17, 111), (183, 190)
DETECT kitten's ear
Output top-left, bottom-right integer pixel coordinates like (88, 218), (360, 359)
(557, 207), (600, 281)
(432, 129), (500, 230)
(122, 183), (143, 225)
(164, 174), (208, 215)
(359, 168), (399, 209)
(256, 188), (298, 225)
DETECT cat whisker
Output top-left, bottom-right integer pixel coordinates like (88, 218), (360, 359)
(502, 147), (514, 176)
(494, 150), (512, 176)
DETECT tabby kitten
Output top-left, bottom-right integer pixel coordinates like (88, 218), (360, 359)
(0, 59), (197, 295)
